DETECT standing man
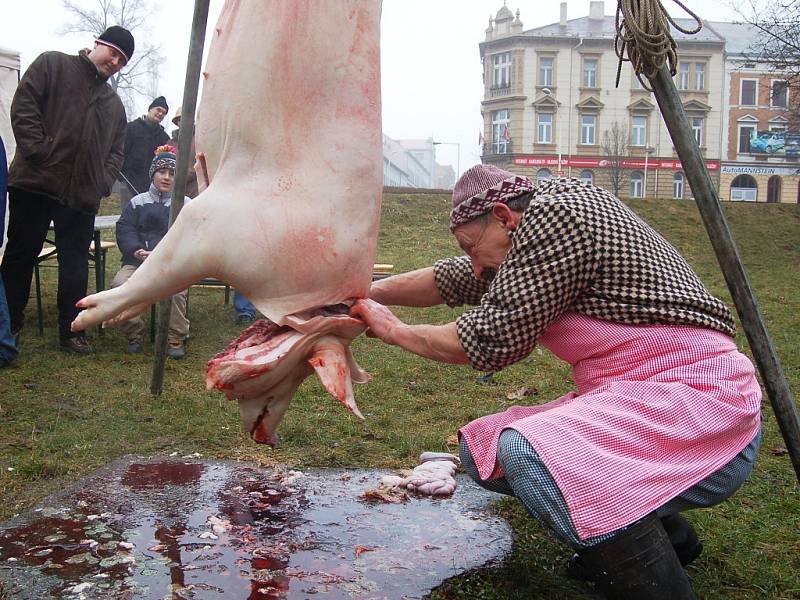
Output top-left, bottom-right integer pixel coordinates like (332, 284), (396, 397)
(118, 95), (170, 211)
(0, 26), (133, 354)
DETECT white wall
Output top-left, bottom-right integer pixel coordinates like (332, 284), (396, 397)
(0, 47), (21, 255)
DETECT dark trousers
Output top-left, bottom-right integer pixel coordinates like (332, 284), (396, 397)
(0, 187), (94, 340)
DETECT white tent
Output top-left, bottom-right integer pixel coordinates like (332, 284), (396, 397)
(1, 47), (20, 254)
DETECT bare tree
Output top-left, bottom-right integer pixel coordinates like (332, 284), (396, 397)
(601, 121), (628, 197)
(61, 0), (164, 117)
(734, 0), (800, 127)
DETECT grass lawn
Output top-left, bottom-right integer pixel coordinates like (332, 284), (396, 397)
(1, 193), (798, 599)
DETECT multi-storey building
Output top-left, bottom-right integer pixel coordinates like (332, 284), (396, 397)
(710, 22), (799, 203)
(383, 135), (432, 188)
(382, 135), (452, 188)
(480, 1), (726, 200)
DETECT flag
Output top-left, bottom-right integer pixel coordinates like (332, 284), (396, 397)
(502, 126), (511, 142)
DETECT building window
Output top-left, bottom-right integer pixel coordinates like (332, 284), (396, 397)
(738, 124), (756, 153)
(583, 58), (597, 87)
(537, 113), (553, 144)
(691, 117), (704, 146)
(631, 116), (647, 146)
(740, 79), (757, 106)
(580, 115), (596, 145)
(579, 170), (594, 184)
(539, 56), (554, 86)
(678, 62), (690, 90)
(631, 171), (644, 198)
(537, 168), (552, 181)
(772, 80), (788, 108)
(492, 109), (510, 154)
(767, 175), (781, 203)
(695, 63), (705, 90)
(730, 174), (757, 201)
(673, 172), (685, 199)
(492, 52), (511, 88)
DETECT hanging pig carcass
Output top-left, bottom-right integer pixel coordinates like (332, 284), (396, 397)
(72, 0), (383, 445)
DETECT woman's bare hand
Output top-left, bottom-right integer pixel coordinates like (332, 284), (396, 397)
(349, 298), (404, 344)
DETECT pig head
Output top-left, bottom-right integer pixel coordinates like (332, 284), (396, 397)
(206, 309), (370, 445)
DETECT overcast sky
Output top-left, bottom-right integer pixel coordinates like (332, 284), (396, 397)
(1, 0), (743, 177)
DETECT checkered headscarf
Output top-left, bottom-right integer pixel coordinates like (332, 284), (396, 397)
(149, 145), (177, 179)
(449, 164), (535, 231)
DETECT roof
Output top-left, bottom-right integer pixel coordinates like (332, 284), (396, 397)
(522, 15), (724, 43)
(495, 5), (514, 21)
(703, 21), (760, 56)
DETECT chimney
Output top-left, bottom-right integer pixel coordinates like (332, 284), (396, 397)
(589, 1), (604, 20)
(560, 2), (567, 26)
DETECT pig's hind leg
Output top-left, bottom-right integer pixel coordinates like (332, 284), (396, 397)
(71, 190), (225, 332)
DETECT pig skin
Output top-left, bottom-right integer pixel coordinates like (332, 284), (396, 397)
(72, 0), (382, 328)
(72, 0), (383, 444)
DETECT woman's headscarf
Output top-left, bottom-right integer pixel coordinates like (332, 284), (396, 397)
(449, 164), (534, 232)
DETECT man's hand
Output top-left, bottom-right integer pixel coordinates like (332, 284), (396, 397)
(349, 298), (404, 344)
(134, 249), (151, 261)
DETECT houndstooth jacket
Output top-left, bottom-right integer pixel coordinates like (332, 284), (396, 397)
(433, 178), (735, 372)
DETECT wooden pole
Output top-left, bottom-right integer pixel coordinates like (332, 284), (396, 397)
(151, 0), (211, 396)
(650, 64), (800, 483)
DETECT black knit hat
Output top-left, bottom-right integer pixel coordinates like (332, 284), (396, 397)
(149, 96), (169, 112)
(149, 145), (177, 180)
(96, 26), (134, 63)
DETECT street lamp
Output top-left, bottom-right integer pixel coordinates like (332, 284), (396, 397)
(643, 146), (655, 198)
(432, 140), (461, 184)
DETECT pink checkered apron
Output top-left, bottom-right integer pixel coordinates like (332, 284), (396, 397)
(459, 312), (762, 540)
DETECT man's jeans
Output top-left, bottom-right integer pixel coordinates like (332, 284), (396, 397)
(234, 290), (256, 319)
(0, 274), (18, 366)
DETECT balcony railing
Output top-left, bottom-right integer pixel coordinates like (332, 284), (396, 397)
(489, 85), (512, 98)
(482, 142), (513, 156)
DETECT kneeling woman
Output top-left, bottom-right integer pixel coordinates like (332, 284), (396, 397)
(351, 165), (761, 599)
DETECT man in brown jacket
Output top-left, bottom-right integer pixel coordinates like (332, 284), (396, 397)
(0, 26), (133, 354)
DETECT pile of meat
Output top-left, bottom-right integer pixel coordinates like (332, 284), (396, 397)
(72, 0), (383, 444)
(206, 307), (370, 445)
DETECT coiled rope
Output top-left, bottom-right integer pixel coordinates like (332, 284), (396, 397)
(614, 0), (703, 90)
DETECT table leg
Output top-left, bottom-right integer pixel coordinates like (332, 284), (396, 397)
(94, 231), (102, 292)
(93, 230), (103, 336)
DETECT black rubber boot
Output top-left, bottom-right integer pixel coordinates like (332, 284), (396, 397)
(661, 513), (703, 566)
(566, 512), (703, 580)
(576, 513), (696, 599)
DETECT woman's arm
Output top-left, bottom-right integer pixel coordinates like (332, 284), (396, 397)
(350, 299), (469, 364)
(369, 266), (444, 307)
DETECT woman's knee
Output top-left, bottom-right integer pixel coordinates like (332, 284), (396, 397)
(459, 436), (514, 496)
(497, 428), (544, 478)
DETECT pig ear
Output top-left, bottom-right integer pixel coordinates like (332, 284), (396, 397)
(346, 346), (371, 384)
(308, 337), (365, 419)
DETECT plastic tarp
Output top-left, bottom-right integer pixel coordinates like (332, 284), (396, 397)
(1, 47), (20, 254)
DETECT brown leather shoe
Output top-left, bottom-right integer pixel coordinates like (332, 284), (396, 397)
(59, 336), (95, 354)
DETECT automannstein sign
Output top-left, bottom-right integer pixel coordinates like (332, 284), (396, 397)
(721, 165), (799, 176)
